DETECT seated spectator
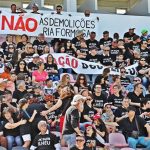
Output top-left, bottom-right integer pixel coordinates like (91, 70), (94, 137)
(118, 106), (150, 149)
(140, 29), (148, 41)
(4, 44), (15, 63)
(0, 78), (8, 96)
(3, 107), (26, 150)
(44, 79), (56, 96)
(1, 35), (15, 53)
(0, 121), (7, 149)
(74, 74), (91, 94)
(30, 120), (61, 150)
(136, 57), (150, 88)
(123, 28), (136, 42)
(0, 63), (12, 80)
(45, 54), (59, 81)
(20, 43), (35, 62)
(70, 134), (90, 150)
(43, 45), (51, 54)
(13, 80), (27, 103)
(28, 54), (40, 73)
(17, 34), (29, 51)
(99, 46), (113, 67)
(32, 61), (48, 85)
(114, 97), (129, 123)
(15, 60), (31, 83)
(33, 33), (48, 55)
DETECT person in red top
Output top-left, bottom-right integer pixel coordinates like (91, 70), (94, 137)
(32, 61), (48, 85)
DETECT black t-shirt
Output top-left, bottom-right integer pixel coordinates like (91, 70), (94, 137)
(79, 47), (89, 55)
(136, 65), (149, 78)
(84, 135), (97, 150)
(70, 145), (90, 150)
(108, 94), (123, 108)
(3, 115), (20, 136)
(93, 93), (107, 109)
(28, 62), (38, 72)
(21, 52), (34, 60)
(99, 54), (112, 66)
(114, 106), (128, 118)
(139, 108), (150, 124)
(0, 90), (5, 96)
(81, 103), (96, 123)
(32, 93), (44, 103)
(4, 51), (14, 61)
(116, 60), (128, 68)
(33, 40), (48, 55)
(86, 54), (100, 63)
(119, 116), (147, 138)
(17, 42), (28, 50)
(123, 32), (136, 40)
(62, 106), (80, 135)
(45, 63), (58, 75)
(110, 47), (122, 61)
(72, 37), (81, 50)
(1, 41), (15, 53)
(15, 70), (31, 81)
(32, 131), (59, 150)
(126, 42), (141, 53)
(74, 83), (91, 93)
(0, 51), (4, 60)
(13, 89), (27, 103)
(99, 38), (113, 47)
(86, 39), (99, 49)
(140, 48), (150, 63)
(120, 76), (131, 87)
(65, 48), (77, 57)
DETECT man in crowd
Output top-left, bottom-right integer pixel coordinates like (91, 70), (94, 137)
(62, 95), (85, 148)
(124, 28), (136, 42)
(119, 106), (150, 149)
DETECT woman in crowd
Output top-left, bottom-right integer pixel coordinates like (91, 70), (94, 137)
(43, 45), (50, 54)
(74, 74), (91, 94)
(3, 107), (26, 150)
(32, 61), (48, 85)
(45, 54), (59, 81)
(17, 34), (29, 50)
(18, 98), (37, 148)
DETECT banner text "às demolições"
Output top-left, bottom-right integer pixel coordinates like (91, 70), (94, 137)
(0, 11), (98, 39)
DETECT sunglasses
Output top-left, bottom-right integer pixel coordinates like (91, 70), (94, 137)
(121, 71), (126, 73)
(134, 80), (139, 82)
(76, 139), (84, 142)
(28, 47), (33, 49)
(140, 59), (145, 61)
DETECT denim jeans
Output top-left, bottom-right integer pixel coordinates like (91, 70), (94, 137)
(63, 133), (76, 148)
(59, 68), (72, 74)
(128, 136), (150, 149)
(6, 136), (22, 150)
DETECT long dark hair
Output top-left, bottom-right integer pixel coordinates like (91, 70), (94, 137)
(15, 60), (28, 74)
(46, 54), (55, 64)
(75, 74), (88, 86)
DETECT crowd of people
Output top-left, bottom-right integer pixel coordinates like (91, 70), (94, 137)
(0, 3), (150, 150)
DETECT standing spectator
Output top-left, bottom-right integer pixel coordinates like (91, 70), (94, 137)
(99, 31), (113, 50)
(30, 121), (61, 150)
(32, 61), (48, 84)
(72, 30), (84, 50)
(70, 134), (90, 150)
(84, 10), (91, 17)
(31, 3), (40, 14)
(86, 32), (99, 49)
(33, 33), (48, 56)
(56, 5), (63, 14)
(119, 106), (150, 149)
(3, 107), (26, 150)
(62, 95), (85, 148)
(124, 28), (136, 42)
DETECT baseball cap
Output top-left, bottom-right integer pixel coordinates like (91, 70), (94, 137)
(141, 29), (148, 34)
(71, 94), (86, 105)
(104, 103), (112, 108)
(0, 78), (7, 83)
(33, 54), (39, 58)
(129, 28), (135, 30)
(84, 124), (94, 128)
(93, 113), (101, 120)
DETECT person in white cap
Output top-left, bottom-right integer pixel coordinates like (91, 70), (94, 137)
(62, 94), (86, 148)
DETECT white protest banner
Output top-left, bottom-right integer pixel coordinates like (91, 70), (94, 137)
(40, 53), (138, 76)
(0, 11), (98, 39)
